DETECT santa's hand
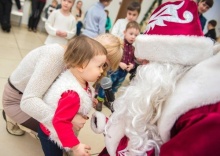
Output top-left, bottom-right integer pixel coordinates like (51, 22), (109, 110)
(136, 58), (149, 65)
(72, 143), (91, 156)
(91, 111), (108, 134)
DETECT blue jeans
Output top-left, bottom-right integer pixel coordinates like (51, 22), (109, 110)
(76, 21), (83, 36)
(38, 126), (63, 156)
(98, 68), (127, 99)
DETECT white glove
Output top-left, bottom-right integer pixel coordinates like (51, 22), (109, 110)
(91, 111), (108, 134)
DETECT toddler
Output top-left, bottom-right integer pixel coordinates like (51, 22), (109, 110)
(38, 35), (108, 156)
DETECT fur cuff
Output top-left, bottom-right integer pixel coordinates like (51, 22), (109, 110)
(91, 111), (107, 134)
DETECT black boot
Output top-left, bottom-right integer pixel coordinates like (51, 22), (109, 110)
(96, 100), (103, 112)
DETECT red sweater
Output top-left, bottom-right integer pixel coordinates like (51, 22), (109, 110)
(40, 90), (81, 148)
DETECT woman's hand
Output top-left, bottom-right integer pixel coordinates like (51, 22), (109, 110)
(72, 114), (88, 131)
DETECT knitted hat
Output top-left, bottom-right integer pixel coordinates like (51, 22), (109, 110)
(135, 0), (213, 65)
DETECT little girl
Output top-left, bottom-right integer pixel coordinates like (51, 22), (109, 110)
(45, 0), (76, 45)
(38, 35), (107, 156)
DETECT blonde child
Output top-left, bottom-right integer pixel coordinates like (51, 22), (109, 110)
(45, 0), (76, 45)
(96, 21), (140, 111)
(111, 1), (141, 40)
(38, 35), (107, 156)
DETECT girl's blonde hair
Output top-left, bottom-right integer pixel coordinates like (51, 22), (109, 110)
(64, 35), (107, 68)
(95, 33), (123, 71)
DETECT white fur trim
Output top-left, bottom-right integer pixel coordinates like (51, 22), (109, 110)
(91, 111), (107, 134)
(213, 43), (220, 55)
(158, 52), (220, 142)
(135, 35), (213, 65)
(105, 115), (126, 156)
(42, 70), (94, 148)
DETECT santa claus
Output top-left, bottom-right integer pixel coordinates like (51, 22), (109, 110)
(91, 0), (220, 155)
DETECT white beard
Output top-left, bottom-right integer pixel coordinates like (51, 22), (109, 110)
(106, 62), (190, 155)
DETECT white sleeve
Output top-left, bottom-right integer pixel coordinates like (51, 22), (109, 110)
(20, 46), (64, 123)
(45, 10), (57, 36)
(66, 17), (76, 39)
(111, 19), (120, 36)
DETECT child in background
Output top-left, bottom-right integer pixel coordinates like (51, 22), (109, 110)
(72, 0), (84, 36)
(45, 0), (76, 45)
(205, 19), (217, 41)
(38, 35), (108, 156)
(44, 0), (58, 19)
(96, 21), (140, 111)
(111, 1), (141, 40)
(198, 0), (214, 31)
(82, 0), (112, 38)
(111, 1), (141, 80)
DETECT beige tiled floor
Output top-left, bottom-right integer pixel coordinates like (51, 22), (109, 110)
(0, 26), (119, 156)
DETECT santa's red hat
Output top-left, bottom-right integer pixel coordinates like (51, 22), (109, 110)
(135, 0), (213, 65)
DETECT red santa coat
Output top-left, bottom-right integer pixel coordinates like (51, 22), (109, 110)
(97, 48), (220, 156)
(99, 101), (220, 156)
